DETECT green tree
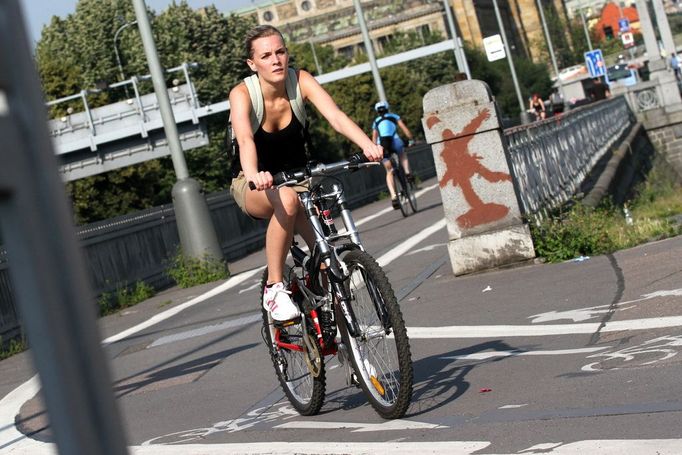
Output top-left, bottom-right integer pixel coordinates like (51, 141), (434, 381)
(36, 1), (254, 223)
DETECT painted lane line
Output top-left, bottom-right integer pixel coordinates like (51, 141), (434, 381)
(407, 315), (682, 338)
(440, 346), (610, 361)
(0, 184), (444, 453)
(338, 182), (439, 231)
(146, 215), (446, 348)
(274, 419), (447, 432)
(102, 266), (264, 345)
(148, 313), (262, 348)
(0, 375), (43, 454)
(376, 218), (446, 267)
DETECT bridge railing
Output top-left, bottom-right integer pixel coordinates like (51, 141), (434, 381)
(505, 95), (637, 216)
(0, 98), (641, 342)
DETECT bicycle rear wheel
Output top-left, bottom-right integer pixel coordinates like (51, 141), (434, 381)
(260, 267), (326, 416)
(392, 170), (409, 217)
(404, 174), (418, 214)
(337, 250), (413, 419)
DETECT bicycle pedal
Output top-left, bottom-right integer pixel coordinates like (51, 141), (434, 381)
(274, 316), (301, 328)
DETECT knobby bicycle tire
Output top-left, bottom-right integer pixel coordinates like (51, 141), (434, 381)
(392, 167), (409, 217)
(337, 250), (413, 419)
(260, 266), (326, 416)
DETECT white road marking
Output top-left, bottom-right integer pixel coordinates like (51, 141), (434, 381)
(405, 242), (447, 255)
(498, 404), (528, 409)
(274, 419), (447, 432)
(376, 218), (446, 267)
(6, 439), (682, 454)
(102, 266), (264, 345)
(148, 313), (262, 348)
(407, 315), (682, 338)
(440, 346), (610, 361)
(529, 288), (682, 323)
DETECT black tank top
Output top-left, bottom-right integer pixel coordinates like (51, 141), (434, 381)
(231, 109), (307, 178)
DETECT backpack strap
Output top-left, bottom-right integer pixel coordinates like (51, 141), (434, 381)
(243, 73), (263, 134)
(285, 68), (307, 127)
(374, 113), (398, 130)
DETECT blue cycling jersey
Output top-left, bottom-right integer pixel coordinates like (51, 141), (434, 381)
(373, 113), (400, 138)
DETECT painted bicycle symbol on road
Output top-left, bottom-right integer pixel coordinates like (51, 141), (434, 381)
(581, 335), (682, 372)
(142, 403), (299, 445)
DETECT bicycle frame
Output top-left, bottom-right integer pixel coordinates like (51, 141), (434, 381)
(267, 159), (375, 352)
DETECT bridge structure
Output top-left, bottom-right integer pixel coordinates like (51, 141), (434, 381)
(48, 39), (462, 182)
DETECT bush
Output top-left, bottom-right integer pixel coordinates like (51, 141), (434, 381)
(531, 162), (682, 263)
(0, 335), (27, 360)
(166, 252), (229, 288)
(98, 281), (156, 316)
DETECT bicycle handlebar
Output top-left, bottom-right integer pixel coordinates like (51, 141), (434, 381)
(247, 153), (377, 191)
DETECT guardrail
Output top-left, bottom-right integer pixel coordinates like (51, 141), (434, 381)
(0, 145), (436, 341)
(505, 96), (637, 216)
(0, 97), (644, 342)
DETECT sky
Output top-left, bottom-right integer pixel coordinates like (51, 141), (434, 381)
(20, 0), (258, 45)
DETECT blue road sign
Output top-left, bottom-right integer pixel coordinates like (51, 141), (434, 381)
(585, 49), (606, 78)
(618, 17), (630, 32)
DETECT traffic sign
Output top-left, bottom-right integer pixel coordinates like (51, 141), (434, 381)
(584, 49), (606, 77)
(621, 32), (634, 48)
(618, 17), (630, 32)
(483, 34), (506, 62)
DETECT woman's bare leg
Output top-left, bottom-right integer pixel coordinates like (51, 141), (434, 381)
(244, 186), (300, 284)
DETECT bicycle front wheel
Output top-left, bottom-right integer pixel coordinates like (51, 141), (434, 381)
(392, 170), (409, 217)
(337, 250), (413, 419)
(260, 267), (326, 416)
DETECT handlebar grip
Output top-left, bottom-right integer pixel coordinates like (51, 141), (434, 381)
(272, 171), (290, 186)
(348, 152), (368, 165)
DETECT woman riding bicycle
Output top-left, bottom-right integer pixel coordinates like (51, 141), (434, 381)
(229, 25), (383, 322)
(371, 101), (415, 210)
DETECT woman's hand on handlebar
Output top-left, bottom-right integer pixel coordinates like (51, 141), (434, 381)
(247, 171), (273, 191)
(362, 142), (384, 162)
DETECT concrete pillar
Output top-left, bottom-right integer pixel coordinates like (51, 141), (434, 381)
(422, 80), (535, 275)
(635, 0), (682, 109)
(636, 0), (660, 68)
(651, 0), (676, 57)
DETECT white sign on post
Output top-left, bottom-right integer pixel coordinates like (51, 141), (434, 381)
(621, 31), (634, 48)
(483, 34), (506, 62)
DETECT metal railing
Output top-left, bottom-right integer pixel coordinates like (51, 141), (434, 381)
(0, 145), (436, 341)
(505, 95), (637, 216)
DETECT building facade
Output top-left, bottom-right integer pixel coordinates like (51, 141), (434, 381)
(236, 0), (562, 63)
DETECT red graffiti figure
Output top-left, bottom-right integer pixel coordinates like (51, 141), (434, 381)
(427, 109), (511, 229)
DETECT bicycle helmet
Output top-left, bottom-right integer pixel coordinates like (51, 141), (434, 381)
(374, 101), (389, 114)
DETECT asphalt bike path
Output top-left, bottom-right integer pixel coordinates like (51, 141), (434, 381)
(2, 176), (682, 454)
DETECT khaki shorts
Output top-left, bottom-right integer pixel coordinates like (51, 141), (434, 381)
(230, 171), (310, 218)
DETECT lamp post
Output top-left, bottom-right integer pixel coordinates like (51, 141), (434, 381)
(132, 0), (223, 263)
(578, 3), (593, 51)
(491, 0), (529, 124)
(353, 0), (387, 103)
(536, 0), (568, 111)
(114, 20), (137, 97)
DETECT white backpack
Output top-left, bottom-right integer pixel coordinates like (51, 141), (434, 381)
(227, 68), (307, 156)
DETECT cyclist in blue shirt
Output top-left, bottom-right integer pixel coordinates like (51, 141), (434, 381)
(371, 101), (415, 210)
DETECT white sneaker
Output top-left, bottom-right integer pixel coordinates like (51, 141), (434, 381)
(263, 282), (300, 322)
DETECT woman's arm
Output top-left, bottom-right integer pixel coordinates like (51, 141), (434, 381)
(298, 70), (382, 161)
(229, 84), (272, 190)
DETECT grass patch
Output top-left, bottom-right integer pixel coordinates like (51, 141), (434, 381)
(98, 281), (156, 316)
(531, 161), (682, 262)
(166, 252), (229, 288)
(0, 336), (27, 360)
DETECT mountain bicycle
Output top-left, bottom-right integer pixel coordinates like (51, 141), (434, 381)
(388, 150), (418, 217)
(252, 155), (413, 419)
